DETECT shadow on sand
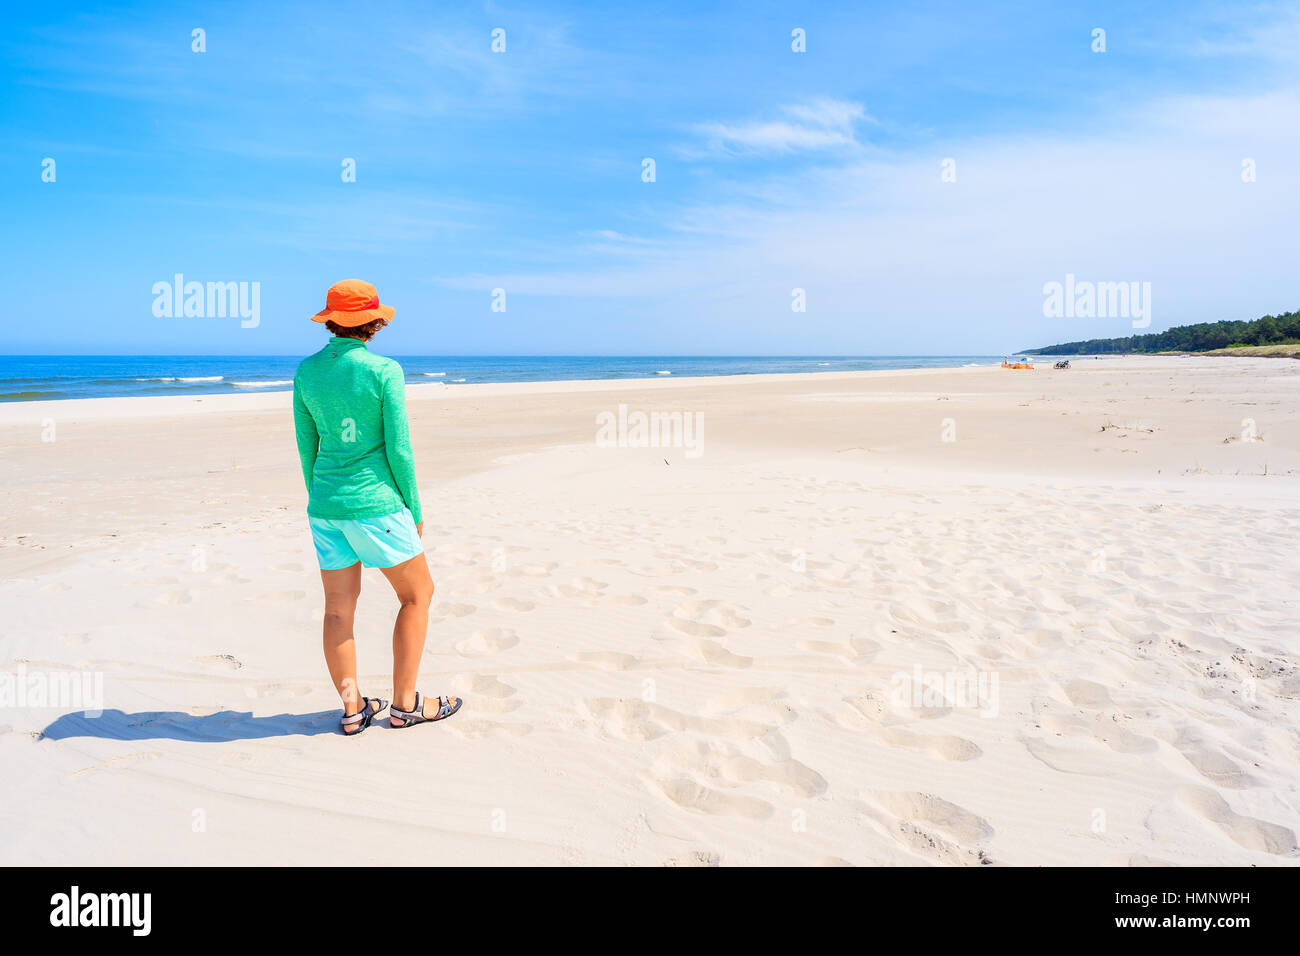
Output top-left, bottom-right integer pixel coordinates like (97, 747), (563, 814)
(40, 708), (342, 742)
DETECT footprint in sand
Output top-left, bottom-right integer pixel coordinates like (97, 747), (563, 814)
(579, 698), (768, 743)
(1104, 853), (1175, 867)
(562, 557), (624, 568)
(1061, 678), (1115, 709)
(1176, 786), (1297, 855)
(1165, 728), (1256, 789)
(666, 599), (751, 638)
(879, 727), (982, 762)
(796, 637), (877, 663)
(58, 634), (90, 646)
(834, 692), (890, 730)
(661, 851), (721, 867)
(219, 751), (263, 767)
(1020, 736), (1122, 776)
(210, 573), (252, 586)
(720, 753), (826, 797)
(628, 565), (678, 579)
(593, 593), (648, 607)
(138, 589), (195, 607)
(679, 600), (751, 628)
(272, 562), (305, 573)
(493, 597), (536, 612)
(703, 686), (785, 715)
(450, 718), (532, 738)
(455, 628), (519, 656)
(571, 651), (640, 671)
(454, 674), (519, 714)
(547, 577), (608, 599)
(1177, 745), (1256, 789)
(668, 616), (725, 638)
(688, 640), (752, 668)
(438, 602), (477, 618)
(865, 790), (994, 865)
(649, 775), (773, 820)
(195, 654), (243, 671)
(888, 602), (968, 635)
(245, 682), (312, 699)
(69, 752), (163, 777)
(675, 559), (719, 572)
(459, 673), (515, 698)
(130, 576), (179, 589)
(250, 590), (306, 603)
(1035, 712), (1158, 755)
(458, 574), (501, 595)
(655, 738), (827, 802)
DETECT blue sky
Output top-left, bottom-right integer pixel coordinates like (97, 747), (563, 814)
(2, 0), (1298, 355)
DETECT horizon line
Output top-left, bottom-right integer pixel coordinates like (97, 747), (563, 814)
(2, 352), (1011, 359)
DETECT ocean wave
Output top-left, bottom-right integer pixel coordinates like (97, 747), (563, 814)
(450, 378), (467, 383)
(230, 380), (292, 388)
(654, 370), (672, 375)
(0, 390), (60, 401)
(419, 372), (446, 377)
(137, 375), (224, 383)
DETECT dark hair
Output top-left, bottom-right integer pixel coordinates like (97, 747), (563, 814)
(325, 318), (389, 341)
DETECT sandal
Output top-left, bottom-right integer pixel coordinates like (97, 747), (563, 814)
(340, 695), (388, 736)
(389, 691), (462, 728)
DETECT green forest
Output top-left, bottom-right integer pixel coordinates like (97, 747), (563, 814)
(1025, 309), (1300, 354)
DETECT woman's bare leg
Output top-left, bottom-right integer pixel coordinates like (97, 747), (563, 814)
(379, 552), (449, 719)
(320, 562), (366, 724)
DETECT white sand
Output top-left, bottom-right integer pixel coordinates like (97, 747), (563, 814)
(1, 355), (1298, 865)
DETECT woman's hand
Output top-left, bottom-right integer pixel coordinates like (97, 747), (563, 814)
(416, 522), (424, 538)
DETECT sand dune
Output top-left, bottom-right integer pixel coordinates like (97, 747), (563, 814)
(1, 356), (1298, 865)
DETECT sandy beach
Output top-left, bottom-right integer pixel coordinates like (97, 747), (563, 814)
(1, 354), (1298, 866)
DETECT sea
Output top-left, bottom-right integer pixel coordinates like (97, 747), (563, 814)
(0, 355), (1002, 403)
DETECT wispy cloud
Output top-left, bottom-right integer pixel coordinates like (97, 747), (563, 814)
(688, 98), (872, 156)
(433, 86), (1300, 350)
(1181, 1), (1300, 64)
(6, 0), (1300, 355)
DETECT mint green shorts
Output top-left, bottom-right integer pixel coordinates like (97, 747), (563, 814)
(308, 508), (422, 570)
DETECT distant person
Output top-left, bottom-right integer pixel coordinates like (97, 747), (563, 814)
(292, 279), (462, 734)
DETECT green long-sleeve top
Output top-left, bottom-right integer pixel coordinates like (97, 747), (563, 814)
(292, 337), (423, 525)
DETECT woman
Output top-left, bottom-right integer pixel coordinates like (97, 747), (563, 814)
(292, 279), (462, 735)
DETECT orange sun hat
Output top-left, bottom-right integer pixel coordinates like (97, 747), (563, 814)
(311, 279), (396, 327)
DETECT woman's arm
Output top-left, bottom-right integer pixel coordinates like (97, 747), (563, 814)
(292, 377), (319, 491)
(381, 363), (423, 525)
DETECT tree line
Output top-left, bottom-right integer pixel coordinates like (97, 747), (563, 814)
(1024, 308), (1300, 354)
